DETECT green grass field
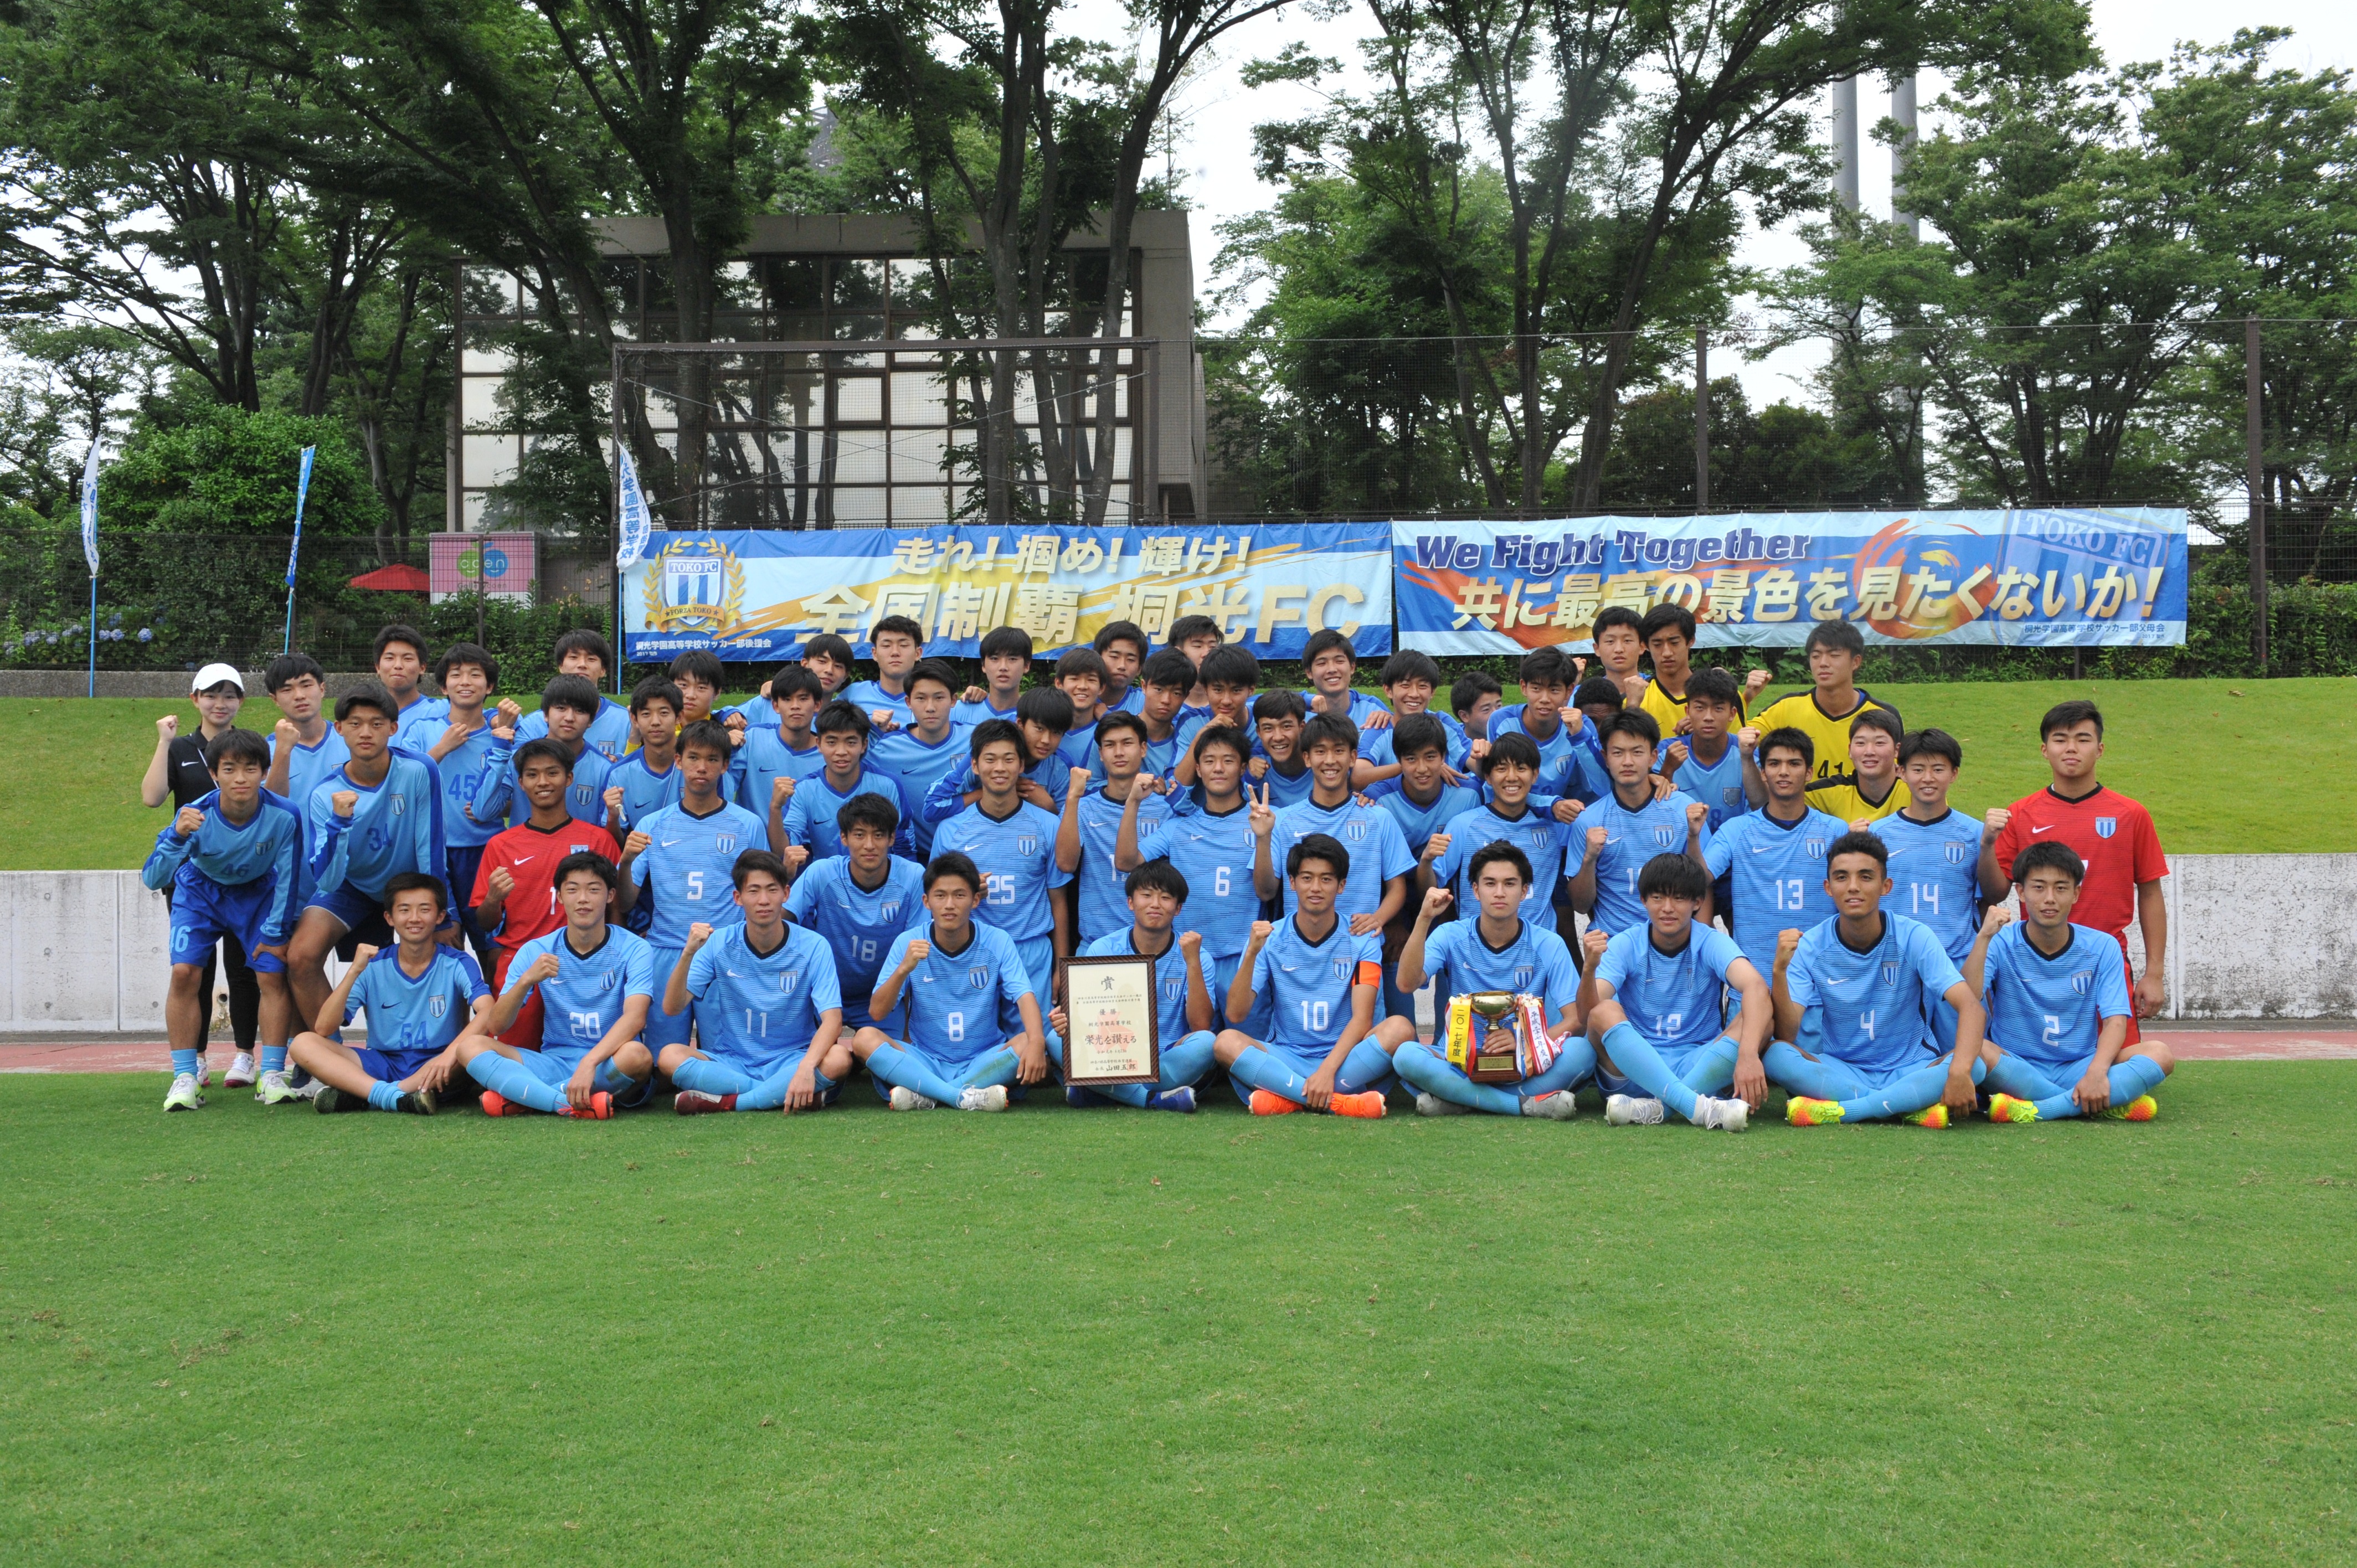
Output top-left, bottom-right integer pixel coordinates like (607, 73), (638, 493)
(11, 677), (2351, 871)
(3, 1066), (2352, 1565)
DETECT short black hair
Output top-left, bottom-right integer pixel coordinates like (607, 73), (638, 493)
(1637, 852), (1709, 901)
(906, 657), (959, 695)
(837, 790), (902, 839)
(542, 674), (601, 718)
(978, 625), (1034, 663)
(1685, 667), (1740, 709)
(373, 623), (428, 665)
(870, 614), (924, 647)
(1572, 678), (1625, 711)
(263, 652), (325, 693)
(1449, 672), (1501, 718)
(812, 700), (872, 740)
(1199, 643), (1260, 689)
(2040, 699), (2104, 740)
(1591, 605), (1644, 640)
(1055, 646), (1108, 684)
(731, 849), (791, 890)
(380, 870), (446, 912)
(1191, 723), (1250, 766)
(1467, 841), (1532, 885)
(1300, 713), (1359, 756)
(436, 641), (499, 689)
(334, 682), (398, 724)
(1518, 647), (1579, 689)
(554, 850), (620, 894)
(1898, 727), (1963, 769)
(1015, 685), (1074, 736)
(205, 728), (271, 772)
(1851, 707), (1902, 744)
(802, 633), (855, 670)
(768, 663), (823, 703)
(667, 649), (725, 689)
(1303, 627), (1356, 668)
(967, 717), (1026, 762)
(1285, 832), (1350, 881)
(1756, 726), (1814, 770)
(1638, 603), (1697, 646)
(678, 718), (735, 760)
(513, 737), (574, 776)
(1480, 731), (1541, 776)
(1142, 648), (1196, 690)
(2013, 840), (2086, 885)
(1597, 708), (1661, 749)
(629, 676), (685, 716)
(1165, 613), (1221, 649)
(924, 852), (982, 895)
(1379, 649), (1442, 688)
(1095, 710), (1148, 746)
(1825, 829), (1888, 871)
(1390, 712), (1447, 760)
(1804, 621), (1866, 657)
(552, 628), (614, 674)
(1251, 688), (1306, 725)
(1124, 860), (1188, 904)
(1094, 620), (1149, 659)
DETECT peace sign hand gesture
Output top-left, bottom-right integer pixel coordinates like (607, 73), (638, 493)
(1246, 780), (1277, 838)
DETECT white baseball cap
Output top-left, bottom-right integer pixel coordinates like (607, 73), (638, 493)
(191, 662), (245, 694)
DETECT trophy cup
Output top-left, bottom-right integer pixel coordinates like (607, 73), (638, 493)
(1461, 991), (1524, 1084)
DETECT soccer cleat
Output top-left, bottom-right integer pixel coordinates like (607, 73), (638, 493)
(254, 1070), (304, 1105)
(1785, 1096), (1844, 1127)
(887, 1086), (938, 1111)
(1523, 1090), (1579, 1121)
(313, 1085), (366, 1114)
(1147, 1086), (1197, 1114)
(1063, 1085), (1102, 1108)
(1414, 1092), (1471, 1117)
(1247, 1089), (1303, 1116)
(1987, 1092), (2040, 1125)
(163, 1072), (205, 1112)
(958, 1085), (1010, 1112)
(2101, 1094), (2158, 1122)
(1903, 1104), (1951, 1129)
(1330, 1090), (1386, 1120)
(197, 1060), (212, 1089)
(675, 1089), (735, 1115)
(1695, 1095), (1749, 1133)
(478, 1090), (526, 1117)
(559, 1092), (613, 1121)
(394, 1089), (438, 1116)
(224, 1052), (258, 1089)
(1605, 1094), (1666, 1126)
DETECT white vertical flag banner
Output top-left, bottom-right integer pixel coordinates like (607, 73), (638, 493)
(79, 439), (100, 576)
(616, 446), (652, 568)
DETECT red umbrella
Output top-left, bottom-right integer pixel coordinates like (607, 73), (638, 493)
(348, 563), (430, 592)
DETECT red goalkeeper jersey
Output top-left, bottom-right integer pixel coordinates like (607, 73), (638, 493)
(471, 818), (624, 963)
(1992, 783), (2165, 944)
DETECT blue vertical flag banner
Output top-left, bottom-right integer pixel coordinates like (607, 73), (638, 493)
(1392, 509), (2190, 654)
(621, 524), (1394, 662)
(281, 445), (317, 654)
(80, 439), (100, 697)
(615, 448), (652, 569)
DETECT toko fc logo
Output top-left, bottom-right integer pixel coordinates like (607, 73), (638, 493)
(643, 536), (747, 636)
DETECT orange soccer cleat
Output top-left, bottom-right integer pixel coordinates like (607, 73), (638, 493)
(1248, 1089), (1304, 1116)
(1329, 1091), (1387, 1120)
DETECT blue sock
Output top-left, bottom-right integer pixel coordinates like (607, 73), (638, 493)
(1224, 1046), (1311, 1105)
(863, 1043), (965, 1106)
(466, 1051), (567, 1114)
(1836, 1057), (1983, 1122)
(171, 1048), (201, 1077)
(259, 1045), (288, 1075)
(2111, 1054), (2166, 1101)
(1393, 1041), (1523, 1115)
(955, 1048), (1022, 1095)
(1682, 1035), (1740, 1095)
(740, 1062), (835, 1112)
(366, 1080), (404, 1112)
(1601, 1023), (1701, 1121)
(1764, 1040), (1870, 1103)
(2015, 1054), (2166, 1120)
(671, 1056), (756, 1098)
(1161, 1030), (1217, 1092)
(1334, 1039), (1398, 1098)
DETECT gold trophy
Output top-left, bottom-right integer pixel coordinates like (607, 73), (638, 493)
(1463, 991), (1524, 1084)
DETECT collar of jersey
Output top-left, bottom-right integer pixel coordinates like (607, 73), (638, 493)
(2044, 782), (2108, 806)
(929, 923), (979, 958)
(1833, 914), (1890, 957)
(1475, 918), (1526, 956)
(1287, 913), (1343, 948)
(562, 925), (615, 961)
(742, 924), (791, 960)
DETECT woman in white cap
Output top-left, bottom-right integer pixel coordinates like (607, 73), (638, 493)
(140, 663), (265, 1092)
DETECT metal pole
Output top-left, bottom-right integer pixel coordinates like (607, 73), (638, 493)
(87, 575), (97, 699)
(1831, 78), (1860, 212)
(1890, 73), (1919, 239)
(2246, 316), (2267, 672)
(1694, 327), (1710, 510)
(1144, 339), (1163, 524)
(613, 343), (627, 694)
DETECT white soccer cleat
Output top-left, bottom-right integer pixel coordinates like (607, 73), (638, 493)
(163, 1072), (205, 1112)
(224, 1052), (258, 1089)
(1604, 1093), (1666, 1126)
(1522, 1090), (1579, 1121)
(1695, 1095), (1749, 1133)
(958, 1085), (1010, 1112)
(1414, 1092), (1471, 1117)
(255, 1071), (306, 1105)
(887, 1086), (939, 1111)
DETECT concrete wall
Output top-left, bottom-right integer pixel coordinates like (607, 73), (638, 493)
(4, 855), (2353, 1031)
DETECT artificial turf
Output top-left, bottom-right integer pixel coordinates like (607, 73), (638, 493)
(3, 1064), (2351, 1566)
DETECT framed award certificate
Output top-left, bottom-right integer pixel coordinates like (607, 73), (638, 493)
(1058, 955), (1161, 1085)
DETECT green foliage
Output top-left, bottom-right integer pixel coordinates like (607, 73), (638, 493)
(1599, 378), (1908, 508)
(99, 405), (383, 538)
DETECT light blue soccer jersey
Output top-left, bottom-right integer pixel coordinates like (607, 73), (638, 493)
(877, 921), (1035, 1060)
(1133, 800), (1260, 961)
(841, 679), (914, 729)
(950, 694), (1021, 728)
(1419, 918), (1579, 1019)
(1103, 684), (1145, 716)
(1429, 801), (1578, 931)
(307, 754), (449, 902)
(732, 728), (827, 824)
(141, 789), (308, 940)
(1784, 913), (1964, 1075)
(1666, 737), (1749, 832)
(406, 718), (504, 849)
(784, 854), (926, 1007)
(686, 921), (843, 1066)
(1876, 809), (1987, 963)
(1249, 916), (1382, 1051)
(1360, 713), (1472, 771)
(1269, 796), (1416, 922)
(919, 752), (1071, 826)
(780, 768), (913, 863)
(1487, 705), (1606, 803)
(1067, 783), (1174, 945)
(1252, 756), (1318, 808)
(606, 751), (685, 835)
(1366, 777), (1483, 859)
(627, 800), (765, 946)
(1703, 806), (1848, 978)
(470, 737), (613, 832)
(506, 925), (656, 1065)
(930, 801), (1070, 945)
(1300, 689), (1392, 729)
(1057, 718), (1099, 776)
(1079, 928), (1219, 1045)
(271, 729), (350, 824)
(391, 694), (449, 747)
(1595, 922), (1746, 1053)
(868, 728), (971, 856)
(517, 698), (634, 764)
(343, 945), (487, 1055)
(1981, 920), (2132, 1071)
(1582, 788), (1711, 936)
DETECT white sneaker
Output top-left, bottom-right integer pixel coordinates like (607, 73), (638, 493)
(887, 1086), (939, 1111)
(255, 1070), (306, 1105)
(196, 1060), (212, 1089)
(163, 1072), (205, 1112)
(1695, 1095), (1749, 1133)
(1414, 1092), (1471, 1117)
(1522, 1090), (1579, 1121)
(224, 1052), (258, 1089)
(958, 1085), (1010, 1112)
(1604, 1093), (1665, 1126)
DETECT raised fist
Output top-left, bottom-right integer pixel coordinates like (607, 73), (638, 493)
(1421, 830), (1452, 863)
(724, 711), (747, 732)
(1550, 798), (1583, 824)
(1666, 740), (1690, 771)
(781, 845), (810, 874)
(771, 775), (796, 808)
(1686, 801), (1709, 833)
(351, 943), (380, 967)
(173, 806), (207, 838)
(902, 938), (932, 968)
(156, 714), (179, 739)
(1586, 824), (1608, 853)
(683, 921), (716, 953)
(624, 830), (652, 859)
(274, 717), (301, 747)
(522, 952), (563, 987)
(1581, 929), (1608, 963)
(1983, 807), (2010, 840)
(1421, 884), (1453, 920)
(331, 790), (358, 819)
(1177, 929), (1202, 957)
(1736, 725), (1761, 752)
(1743, 668), (1772, 698)
(487, 866), (515, 898)
(491, 698), (522, 737)
(1980, 905), (2012, 938)
(603, 785), (625, 812)
(1774, 927), (1802, 968)
(1248, 920), (1274, 947)
(1069, 766), (1093, 795)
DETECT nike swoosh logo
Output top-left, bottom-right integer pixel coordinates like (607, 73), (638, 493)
(1749, 844), (1774, 854)
(661, 837), (683, 847)
(2030, 824), (2056, 834)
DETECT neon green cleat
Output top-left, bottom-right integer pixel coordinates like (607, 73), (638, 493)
(2099, 1094), (2158, 1122)
(1785, 1096), (1844, 1127)
(1987, 1092), (2039, 1124)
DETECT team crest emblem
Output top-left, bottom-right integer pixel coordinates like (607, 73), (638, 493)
(1331, 957), (1351, 979)
(779, 970), (800, 993)
(1346, 820), (1368, 842)
(1162, 976), (1182, 1002)
(1805, 838), (1826, 860)
(968, 965), (989, 989)
(597, 971), (617, 991)
(881, 901), (902, 921)
(2071, 970), (2092, 994)
(1880, 961), (1898, 984)
(717, 834), (738, 853)
(427, 994), (447, 1018)
(1017, 834), (1039, 857)
(1515, 966), (1533, 988)
(1722, 787), (1742, 806)
(1943, 841), (1970, 864)
(390, 795), (405, 816)
(1650, 826), (1675, 848)
(2095, 817), (2118, 839)
(642, 535), (747, 637)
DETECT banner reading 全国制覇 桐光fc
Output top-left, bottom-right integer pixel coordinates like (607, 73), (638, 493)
(622, 524), (1393, 662)
(1393, 510), (2189, 656)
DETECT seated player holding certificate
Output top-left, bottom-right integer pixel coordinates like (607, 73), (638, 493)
(1390, 843), (1588, 1120)
(1967, 842), (2174, 1124)
(1050, 860), (1216, 1113)
(1580, 854), (1768, 1132)
(666, 851), (850, 1115)
(1213, 832), (1417, 1117)
(1767, 832), (1990, 1128)
(290, 873), (490, 1115)
(849, 853), (1049, 1112)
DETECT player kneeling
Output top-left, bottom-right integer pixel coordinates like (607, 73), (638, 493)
(1214, 833), (1416, 1117)
(455, 852), (655, 1118)
(1969, 842), (2172, 1123)
(848, 854), (1049, 1111)
(1390, 844), (1589, 1119)
(666, 851), (851, 1114)
(1581, 854), (1768, 1131)
(289, 874), (490, 1114)
(1766, 832), (1989, 1128)
(1051, 860), (1216, 1113)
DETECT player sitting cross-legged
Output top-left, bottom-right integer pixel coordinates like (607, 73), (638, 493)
(666, 850), (851, 1115)
(1967, 842), (2174, 1124)
(455, 850), (656, 1119)
(289, 873), (490, 1115)
(1581, 854), (1769, 1132)
(1050, 860), (1217, 1113)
